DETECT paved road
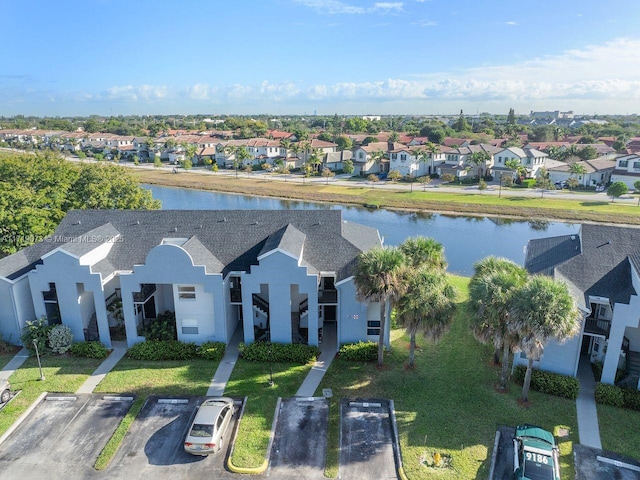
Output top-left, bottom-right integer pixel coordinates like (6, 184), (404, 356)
(107, 396), (239, 480)
(59, 154), (640, 206)
(339, 399), (397, 480)
(0, 394), (132, 480)
(268, 397), (328, 479)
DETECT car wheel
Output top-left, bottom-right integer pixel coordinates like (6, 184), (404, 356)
(0, 389), (10, 404)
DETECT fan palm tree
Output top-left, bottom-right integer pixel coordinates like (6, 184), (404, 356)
(399, 236), (447, 270)
(469, 257), (528, 390)
(395, 268), (456, 368)
(468, 150), (491, 178)
(353, 247), (406, 366)
(510, 276), (582, 402)
(369, 149), (385, 173)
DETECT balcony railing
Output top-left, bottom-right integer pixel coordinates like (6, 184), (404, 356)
(318, 289), (337, 304)
(133, 284), (156, 303)
(584, 317), (611, 337)
(230, 288), (242, 303)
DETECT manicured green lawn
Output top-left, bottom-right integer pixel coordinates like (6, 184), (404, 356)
(319, 276), (578, 480)
(93, 357), (219, 397)
(598, 403), (640, 460)
(0, 355), (104, 436)
(223, 359), (312, 467)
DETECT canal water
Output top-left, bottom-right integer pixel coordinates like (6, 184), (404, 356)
(144, 184), (580, 276)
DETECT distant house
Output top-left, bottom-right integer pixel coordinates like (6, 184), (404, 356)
(546, 155), (616, 187)
(610, 154), (640, 190)
(0, 210), (384, 351)
(492, 146), (548, 178)
(440, 144), (501, 178)
(352, 142), (405, 176)
(323, 150), (353, 172)
(521, 224), (640, 390)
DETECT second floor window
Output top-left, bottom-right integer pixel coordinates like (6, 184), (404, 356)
(178, 285), (196, 300)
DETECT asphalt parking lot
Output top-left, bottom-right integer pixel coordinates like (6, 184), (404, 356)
(339, 398), (397, 480)
(106, 395), (241, 480)
(574, 444), (640, 480)
(268, 397), (328, 479)
(491, 425), (515, 480)
(0, 393), (133, 480)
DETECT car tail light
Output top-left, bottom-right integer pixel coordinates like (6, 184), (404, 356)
(205, 443), (215, 448)
(184, 442), (192, 447)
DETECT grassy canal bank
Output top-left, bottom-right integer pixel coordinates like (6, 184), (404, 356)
(135, 169), (640, 225)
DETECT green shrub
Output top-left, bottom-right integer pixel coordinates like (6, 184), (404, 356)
(622, 388), (640, 411)
(595, 383), (625, 407)
(142, 311), (177, 341)
(196, 342), (226, 361)
(48, 324), (74, 354)
(238, 341), (319, 364)
(512, 366), (579, 399)
(71, 341), (109, 359)
(21, 317), (52, 353)
(339, 341), (377, 361)
(127, 340), (197, 361)
(520, 178), (536, 188)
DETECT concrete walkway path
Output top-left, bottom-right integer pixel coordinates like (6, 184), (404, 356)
(576, 356), (602, 449)
(296, 323), (337, 397)
(76, 341), (128, 394)
(0, 348), (31, 380)
(206, 326), (243, 397)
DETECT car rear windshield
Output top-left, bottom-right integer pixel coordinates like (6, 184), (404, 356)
(524, 452), (554, 480)
(189, 424), (214, 437)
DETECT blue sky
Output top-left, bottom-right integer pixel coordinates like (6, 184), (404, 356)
(3, 0), (640, 116)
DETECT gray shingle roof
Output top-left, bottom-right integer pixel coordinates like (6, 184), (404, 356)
(0, 210), (381, 281)
(527, 224), (640, 306)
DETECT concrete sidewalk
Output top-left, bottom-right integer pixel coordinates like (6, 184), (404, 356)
(206, 326), (243, 397)
(0, 347), (31, 380)
(296, 324), (337, 397)
(76, 341), (128, 394)
(576, 356), (602, 449)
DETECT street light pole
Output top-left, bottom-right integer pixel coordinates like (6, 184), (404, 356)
(33, 339), (45, 381)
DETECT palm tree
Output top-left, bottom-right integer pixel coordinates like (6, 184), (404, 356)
(469, 257), (528, 390)
(370, 149), (385, 175)
(399, 236), (447, 270)
(568, 162), (587, 188)
(353, 247), (406, 366)
(468, 150), (491, 178)
(395, 268), (456, 368)
(510, 276), (582, 402)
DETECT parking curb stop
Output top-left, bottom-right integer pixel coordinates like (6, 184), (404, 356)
(226, 457), (268, 474)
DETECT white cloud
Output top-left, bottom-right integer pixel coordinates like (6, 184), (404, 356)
(105, 84), (168, 101)
(293, 0), (403, 14)
(11, 37), (640, 115)
(505, 21), (518, 26)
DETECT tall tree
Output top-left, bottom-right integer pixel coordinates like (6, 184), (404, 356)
(353, 247), (406, 366)
(469, 257), (528, 390)
(468, 150), (491, 177)
(510, 276), (581, 402)
(399, 236), (447, 270)
(507, 108), (516, 125)
(607, 181), (628, 202)
(395, 268), (456, 368)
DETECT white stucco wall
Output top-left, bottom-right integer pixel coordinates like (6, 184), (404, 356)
(241, 251), (318, 345)
(512, 333), (582, 377)
(602, 294), (640, 385)
(119, 244), (224, 346)
(28, 251), (109, 346)
(336, 278), (388, 348)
